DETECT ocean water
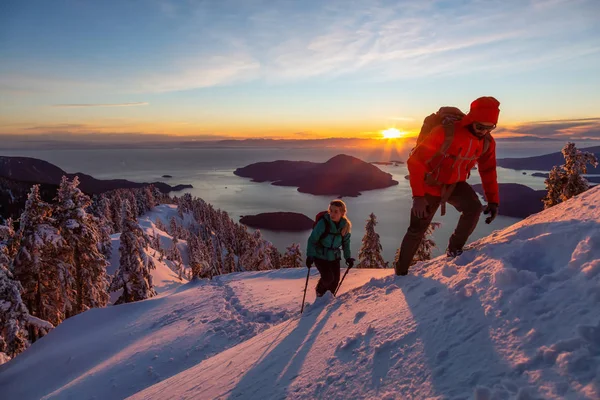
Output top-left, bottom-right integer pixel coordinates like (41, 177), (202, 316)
(0, 141), (573, 262)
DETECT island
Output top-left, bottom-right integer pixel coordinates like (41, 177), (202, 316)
(371, 160), (404, 166)
(472, 183), (545, 219)
(234, 154), (399, 197)
(497, 146), (600, 173)
(529, 172), (600, 184)
(239, 212), (314, 231)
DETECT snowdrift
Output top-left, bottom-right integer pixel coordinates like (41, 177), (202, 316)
(107, 204), (190, 304)
(1, 188), (599, 399)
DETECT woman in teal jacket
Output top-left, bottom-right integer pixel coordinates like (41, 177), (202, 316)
(306, 199), (355, 297)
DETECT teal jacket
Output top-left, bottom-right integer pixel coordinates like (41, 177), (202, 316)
(306, 213), (352, 261)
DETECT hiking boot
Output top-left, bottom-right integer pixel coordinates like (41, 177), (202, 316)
(446, 248), (463, 258)
(394, 263), (408, 276)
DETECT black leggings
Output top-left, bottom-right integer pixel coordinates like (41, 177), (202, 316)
(315, 258), (341, 296)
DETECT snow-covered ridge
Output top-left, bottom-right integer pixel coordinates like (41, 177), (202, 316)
(1, 187), (599, 399)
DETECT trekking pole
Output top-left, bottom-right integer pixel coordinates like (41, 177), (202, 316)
(334, 267), (351, 297)
(300, 267), (311, 314)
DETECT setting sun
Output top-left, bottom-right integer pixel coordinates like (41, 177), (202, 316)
(381, 128), (405, 139)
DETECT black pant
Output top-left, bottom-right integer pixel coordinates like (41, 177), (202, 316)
(315, 258), (341, 296)
(395, 182), (483, 275)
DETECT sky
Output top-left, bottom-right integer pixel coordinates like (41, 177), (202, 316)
(1, 0), (599, 141)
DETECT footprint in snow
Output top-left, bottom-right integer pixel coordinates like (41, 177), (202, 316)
(354, 311), (367, 324)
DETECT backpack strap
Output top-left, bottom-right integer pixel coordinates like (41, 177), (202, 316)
(317, 219), (345, 259)
(318, 219), (331, 244)
(440, 124), (455, 154)
(425, 123), (455, 164)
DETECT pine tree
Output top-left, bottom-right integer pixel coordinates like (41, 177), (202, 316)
(144, 186), (157, 211)
(12, 185), (69, 326)
(151, 233), (162, 255)
(0, 219), (30, 359)
(169, 217), (180, 240)
(282, 243), (303, 269)
(543, 142), (599, 209)
(188, 235), (204, 279)
(167, 235), (184, 279)
(224, 247), (236, 274)
(248, 230), (273, 271)
(412, 222), (441, 265)
(109, 201), (156, 304)
(155, 218), (168, 233)
(269, 246), (282, 269)
(93, 194), (113, 258)
(55, 176), (110, 316)
(357, 213), (387, 269)
(110, 194), (124, 233)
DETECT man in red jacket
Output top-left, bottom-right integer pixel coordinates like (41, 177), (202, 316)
(395, 96), (500, 276)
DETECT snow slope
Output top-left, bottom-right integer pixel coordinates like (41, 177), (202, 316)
(0, 266), (391, 399)
(107, 204), (189, 303)
(2, 188), (600, 399)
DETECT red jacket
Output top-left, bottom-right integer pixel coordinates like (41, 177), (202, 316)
(407, 121), (499, 204)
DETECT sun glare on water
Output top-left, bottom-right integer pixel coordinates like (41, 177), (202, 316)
(381, 128), (404, 139)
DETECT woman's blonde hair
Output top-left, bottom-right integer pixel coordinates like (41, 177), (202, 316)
(328, 199), (352, 236)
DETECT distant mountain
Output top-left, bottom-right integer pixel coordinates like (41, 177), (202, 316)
(0, 156), (193, 222)
(234, 154), (399, 197)
(472, 183), (545, 218)
(494, 136), (564, 142)
(0, 156), (193, 195)
(497, 146), (600, 172)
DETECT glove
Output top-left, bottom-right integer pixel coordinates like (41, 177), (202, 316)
(483, 203), (498, 224)
(305, 256), (314, 269)
(411, 196), (429, 219)
(345, 258), (355, 268)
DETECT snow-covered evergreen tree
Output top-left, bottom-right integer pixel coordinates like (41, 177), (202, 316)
(89, 194), (114, 258)
(109, 201), (156, 304)
(188, 235), (204, 279)
(248, 231), (273, 271)
(0, 266), (30, 361)
(55, 176), (110, 316)
(110, 194), (124, 233)
(543, 142), (599, 209)
(357, 213), (387, 269)
(412, 222), (441, 265)
(0, 219), (30, 359)
(143, 186), (157, 211)
(224, 247), (236, 274)
(12, 185), (69, 326)
(269, 246), (282, 269)
(169, 216), (180, 240)
(282, 243), (303, 269)
(151, 233), (162, 256)
(167, 237), (183, 263)
(155, 218), (168, 233)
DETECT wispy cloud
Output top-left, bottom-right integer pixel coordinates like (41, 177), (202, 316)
(52, 102), (149, 108)
(137, 55), (260, 93)
(2, 0), (598, 95)
(498, 118), (600, 139)
(24, 123), (89, 131)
